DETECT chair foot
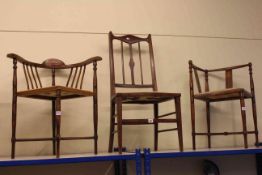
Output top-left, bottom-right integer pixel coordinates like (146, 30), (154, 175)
(108, 128), (115, 153)
(255, 142), (262, 147)
(114, 147), (126, 153)
(192, 133), (196, 150)
(11, 141), (15, 159)
(94, 136), (98, 154)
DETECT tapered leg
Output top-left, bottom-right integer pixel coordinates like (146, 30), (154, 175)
(175, 97), (183, 151)
(251, 97), (259, 146)
(108, 101), (116, 152)
(116, 97), (123, 154)
(206, 102), (211, 148)
(240, 93), (248, 148)
(11, 95), (17, 159)
(93, 92), (98, 154)
(55, 90), (61, 158)
(153, 103), (159, 151)
(52, 100), (56, 155)
(190, 97), (196, 150)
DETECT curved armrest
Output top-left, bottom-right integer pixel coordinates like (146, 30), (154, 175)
(65, 56), (102, 68)
(208, 63), (251, 72)
(7, 53), (43, 67)
(189, 60), (251, 72)
(7, 53), (102, 69)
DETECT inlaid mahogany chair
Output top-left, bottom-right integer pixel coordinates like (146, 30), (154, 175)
(7, 53), (102, 158)
(189, 60), (259, 149)
(108, 32), (183, 153)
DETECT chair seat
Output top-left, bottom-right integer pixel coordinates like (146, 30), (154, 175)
(17, 86), (93, 100)
(113, 92), (181, 104)
(194, 88), (252, 102)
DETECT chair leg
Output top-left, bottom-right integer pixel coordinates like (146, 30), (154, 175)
(93, 93), (98, 154)
(190, 97), (196, 150)
(108, 101), (116, 153)
(206, 102), (211, 148)
(11, 95), (17, 159)
(52, 100), (56, 155)
(116, 97), (123, 154)
(251, 97), (259, 145)
(240, 93), (248, 148)
(55, 91), (62, 158)
(153, 103), (159, 151)
(175, 97), (183, 152)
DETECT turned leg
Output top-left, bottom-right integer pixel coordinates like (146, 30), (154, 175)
(55, 90), (62, 158)
(11, 59), (18, 159)
(206, 102), (211, 148)
(93, 91), (98, 154)
(190, 97), (196, 150)
(240, 92), (248, 148)
(11, 95), (17, 159)
(251, 96), (259, 146)
(52, 100), (56, 155)
(116, 97), (123, 154)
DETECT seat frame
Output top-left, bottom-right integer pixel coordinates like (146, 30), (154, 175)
(189, 60), (259, 149)
(108, 32), (183, 154)
(7, 53), (102, 158)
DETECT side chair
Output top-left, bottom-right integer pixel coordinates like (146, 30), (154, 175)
(108, 32), (183, 154)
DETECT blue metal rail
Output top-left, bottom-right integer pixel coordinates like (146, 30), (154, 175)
(0, 149), (142, 175)
(2, 148), (261, 174)
(143, 147), (262, 175)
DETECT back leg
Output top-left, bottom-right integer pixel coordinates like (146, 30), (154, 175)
(108, 101), (116, 152)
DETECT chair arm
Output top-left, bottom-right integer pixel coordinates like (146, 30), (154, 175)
(7, 53), (102, 69)
(64, 56), (102, 68)
(208, 63), (251, 72)
(7, 53), (43, 67)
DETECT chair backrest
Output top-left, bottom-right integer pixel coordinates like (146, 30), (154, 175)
(109, 32), (158, 96)
(189, 60), (255, 95)
(7, 53), (101, 91)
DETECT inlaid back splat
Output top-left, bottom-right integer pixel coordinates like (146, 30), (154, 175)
(42, 58), (66, 68)
(225, 69), (233, 88)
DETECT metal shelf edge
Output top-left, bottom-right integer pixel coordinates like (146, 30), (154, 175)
(0, 154), (137, 167)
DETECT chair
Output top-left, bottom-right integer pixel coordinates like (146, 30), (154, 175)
(189, 60), (259, 149)
(7, 53), (102, 158)
(108, 32), (183, 153)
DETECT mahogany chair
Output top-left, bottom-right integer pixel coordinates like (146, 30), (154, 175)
(189, 60), (259, 149)
(108, 32), (183, 153)
(7, 53), (102, 158)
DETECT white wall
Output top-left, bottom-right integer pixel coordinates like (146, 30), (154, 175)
(0, 0), (262, 174)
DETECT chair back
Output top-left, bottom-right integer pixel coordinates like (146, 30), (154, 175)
(109, 32), (158, 96)
(7, 53), (101, 91)
(189, 60), (255, 95)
